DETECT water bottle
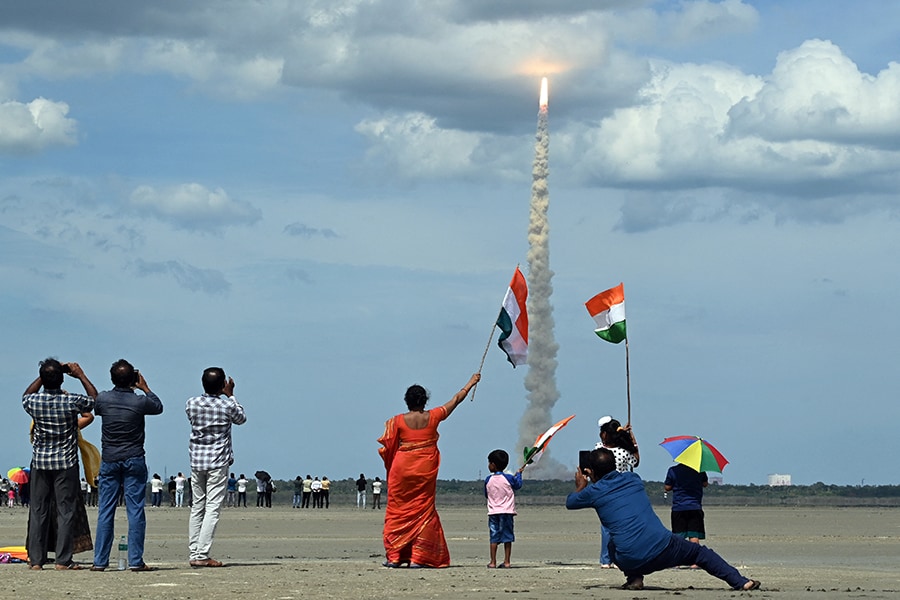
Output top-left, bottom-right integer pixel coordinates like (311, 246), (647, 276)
(117, 535), (128, 570)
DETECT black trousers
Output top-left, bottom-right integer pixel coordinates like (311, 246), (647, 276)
(27, 464), (81, 567)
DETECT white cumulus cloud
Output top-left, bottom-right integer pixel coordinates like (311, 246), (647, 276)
(0, 97), (77, 154)
(130, 182), (261, 231)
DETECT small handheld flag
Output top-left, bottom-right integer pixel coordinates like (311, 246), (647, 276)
(585, 283), (626, 344)
(522, 415), (575, 467)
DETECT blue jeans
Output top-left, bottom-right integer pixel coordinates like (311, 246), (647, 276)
(93, 456), (149, 568)
(619, 533), (750, 589)
(600, 523), (612, 564)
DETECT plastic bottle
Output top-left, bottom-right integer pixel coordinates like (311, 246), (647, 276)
(117, 535), (128, 570)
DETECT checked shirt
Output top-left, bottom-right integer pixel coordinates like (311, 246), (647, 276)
(186, 393), (246, 471)
(23, 390), (95, 470)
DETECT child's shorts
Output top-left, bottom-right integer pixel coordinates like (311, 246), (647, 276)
(488, 513), (515, 544)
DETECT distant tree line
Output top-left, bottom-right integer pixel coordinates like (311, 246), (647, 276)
(237, 477), (900, 508)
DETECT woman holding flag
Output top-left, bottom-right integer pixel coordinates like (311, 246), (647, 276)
(377, 372), (480, 568)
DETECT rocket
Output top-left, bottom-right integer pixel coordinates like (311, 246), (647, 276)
(539, 77), (548, 110)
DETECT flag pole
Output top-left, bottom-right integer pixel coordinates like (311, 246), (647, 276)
(625, 337), (631, 426)
(471, 312), (501, 402)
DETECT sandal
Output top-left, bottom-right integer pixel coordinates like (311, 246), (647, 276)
(54, 563), (83, 570)
(130, 564), (156, 572)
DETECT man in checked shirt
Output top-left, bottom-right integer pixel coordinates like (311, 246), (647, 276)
(22, 358), (98, 570)
(186, 367), (246, 567)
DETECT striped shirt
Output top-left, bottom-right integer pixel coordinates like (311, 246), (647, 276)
(23, 390), (94, 470)
(186, 393), (246, 470)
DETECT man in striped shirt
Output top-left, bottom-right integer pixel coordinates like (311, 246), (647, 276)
(185, 367), (246, 568)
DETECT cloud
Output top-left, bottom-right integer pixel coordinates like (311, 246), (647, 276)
(129, 183), (261, 232)
(726, 40), (900, 148)
(283, 222), (338, 238)
(354, 112), (485, 179)
(132, 258), (230, 294)
(570, 40), (900, 202)
(0, 97), (77, 154)
(662, 0), (759, 46)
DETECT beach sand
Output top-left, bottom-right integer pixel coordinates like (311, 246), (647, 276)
(2, 503), (898, 599)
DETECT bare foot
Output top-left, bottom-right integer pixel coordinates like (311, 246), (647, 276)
(742, 579), (761, 591)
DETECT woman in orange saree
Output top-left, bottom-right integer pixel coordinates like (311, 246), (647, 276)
(378, 373), (480, 568)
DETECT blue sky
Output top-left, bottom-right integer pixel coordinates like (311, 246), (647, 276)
(3, 0), (899, 486)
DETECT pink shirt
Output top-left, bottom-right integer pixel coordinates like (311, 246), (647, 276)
(485, 472), (522, 515)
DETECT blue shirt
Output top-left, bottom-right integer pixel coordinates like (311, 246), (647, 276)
(566, 470), (671, 570)
(94, 387), (164, 462)
(664, 464), (707, 512)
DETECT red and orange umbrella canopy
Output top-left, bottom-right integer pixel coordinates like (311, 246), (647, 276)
(7, 467), (29, 485)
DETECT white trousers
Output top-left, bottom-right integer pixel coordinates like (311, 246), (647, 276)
(188, 465), (228, 561)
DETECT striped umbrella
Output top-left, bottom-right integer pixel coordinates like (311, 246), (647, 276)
(659, 436), (729, 473)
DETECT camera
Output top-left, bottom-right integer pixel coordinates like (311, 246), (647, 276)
(61, 363), (72, 374)
(132, 369), (141, 387)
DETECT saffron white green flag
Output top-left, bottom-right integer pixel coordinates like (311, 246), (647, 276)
(585, 283), (626, 344)
(497, 267), (528, 367)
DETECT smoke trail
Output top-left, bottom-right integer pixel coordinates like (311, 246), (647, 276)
(517, 91), (566, 479)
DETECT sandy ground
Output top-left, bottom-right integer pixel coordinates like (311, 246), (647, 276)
(2, 503), (899, 599)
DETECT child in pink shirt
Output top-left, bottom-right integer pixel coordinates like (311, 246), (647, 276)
(484, 449), (523, 568)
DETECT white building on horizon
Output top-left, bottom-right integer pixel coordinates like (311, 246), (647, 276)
(767, 473), (792, 486)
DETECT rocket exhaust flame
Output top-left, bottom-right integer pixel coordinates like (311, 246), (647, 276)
(539, 77), (548, 109)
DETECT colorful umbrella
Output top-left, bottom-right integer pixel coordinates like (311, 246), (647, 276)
(7, 467), (29, 485)
(659, 436), (729, 473)
(523, 415), (575, 468)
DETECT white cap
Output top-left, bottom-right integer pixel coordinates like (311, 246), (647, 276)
(598, 416), (613, 428)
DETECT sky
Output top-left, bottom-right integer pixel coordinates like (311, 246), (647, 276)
(2, 0), (899, 486)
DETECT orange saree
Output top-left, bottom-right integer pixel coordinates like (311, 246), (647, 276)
(378, 406), (450, 567)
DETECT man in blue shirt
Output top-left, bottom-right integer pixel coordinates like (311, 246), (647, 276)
(91, 359), (163, 571)
(566, 448), (759, 591)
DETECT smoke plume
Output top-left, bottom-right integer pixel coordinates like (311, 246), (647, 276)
(517, 88), (567, 479)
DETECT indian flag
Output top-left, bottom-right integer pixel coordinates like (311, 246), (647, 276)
(497, 267), (528, 367)
(585, 283), (626, 344)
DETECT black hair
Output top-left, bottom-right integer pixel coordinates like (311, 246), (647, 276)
(110, 358), (136, 388)
(202, 367), (226, 394)
(599, 418), (638, 454)
(404, 384), (429, 410)
(487, 449), (509, 471)
(586, 448), (616, 479)
(39, 357), (65, 389)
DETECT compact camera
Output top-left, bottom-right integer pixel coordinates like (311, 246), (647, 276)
(61, 363), (72, 374)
